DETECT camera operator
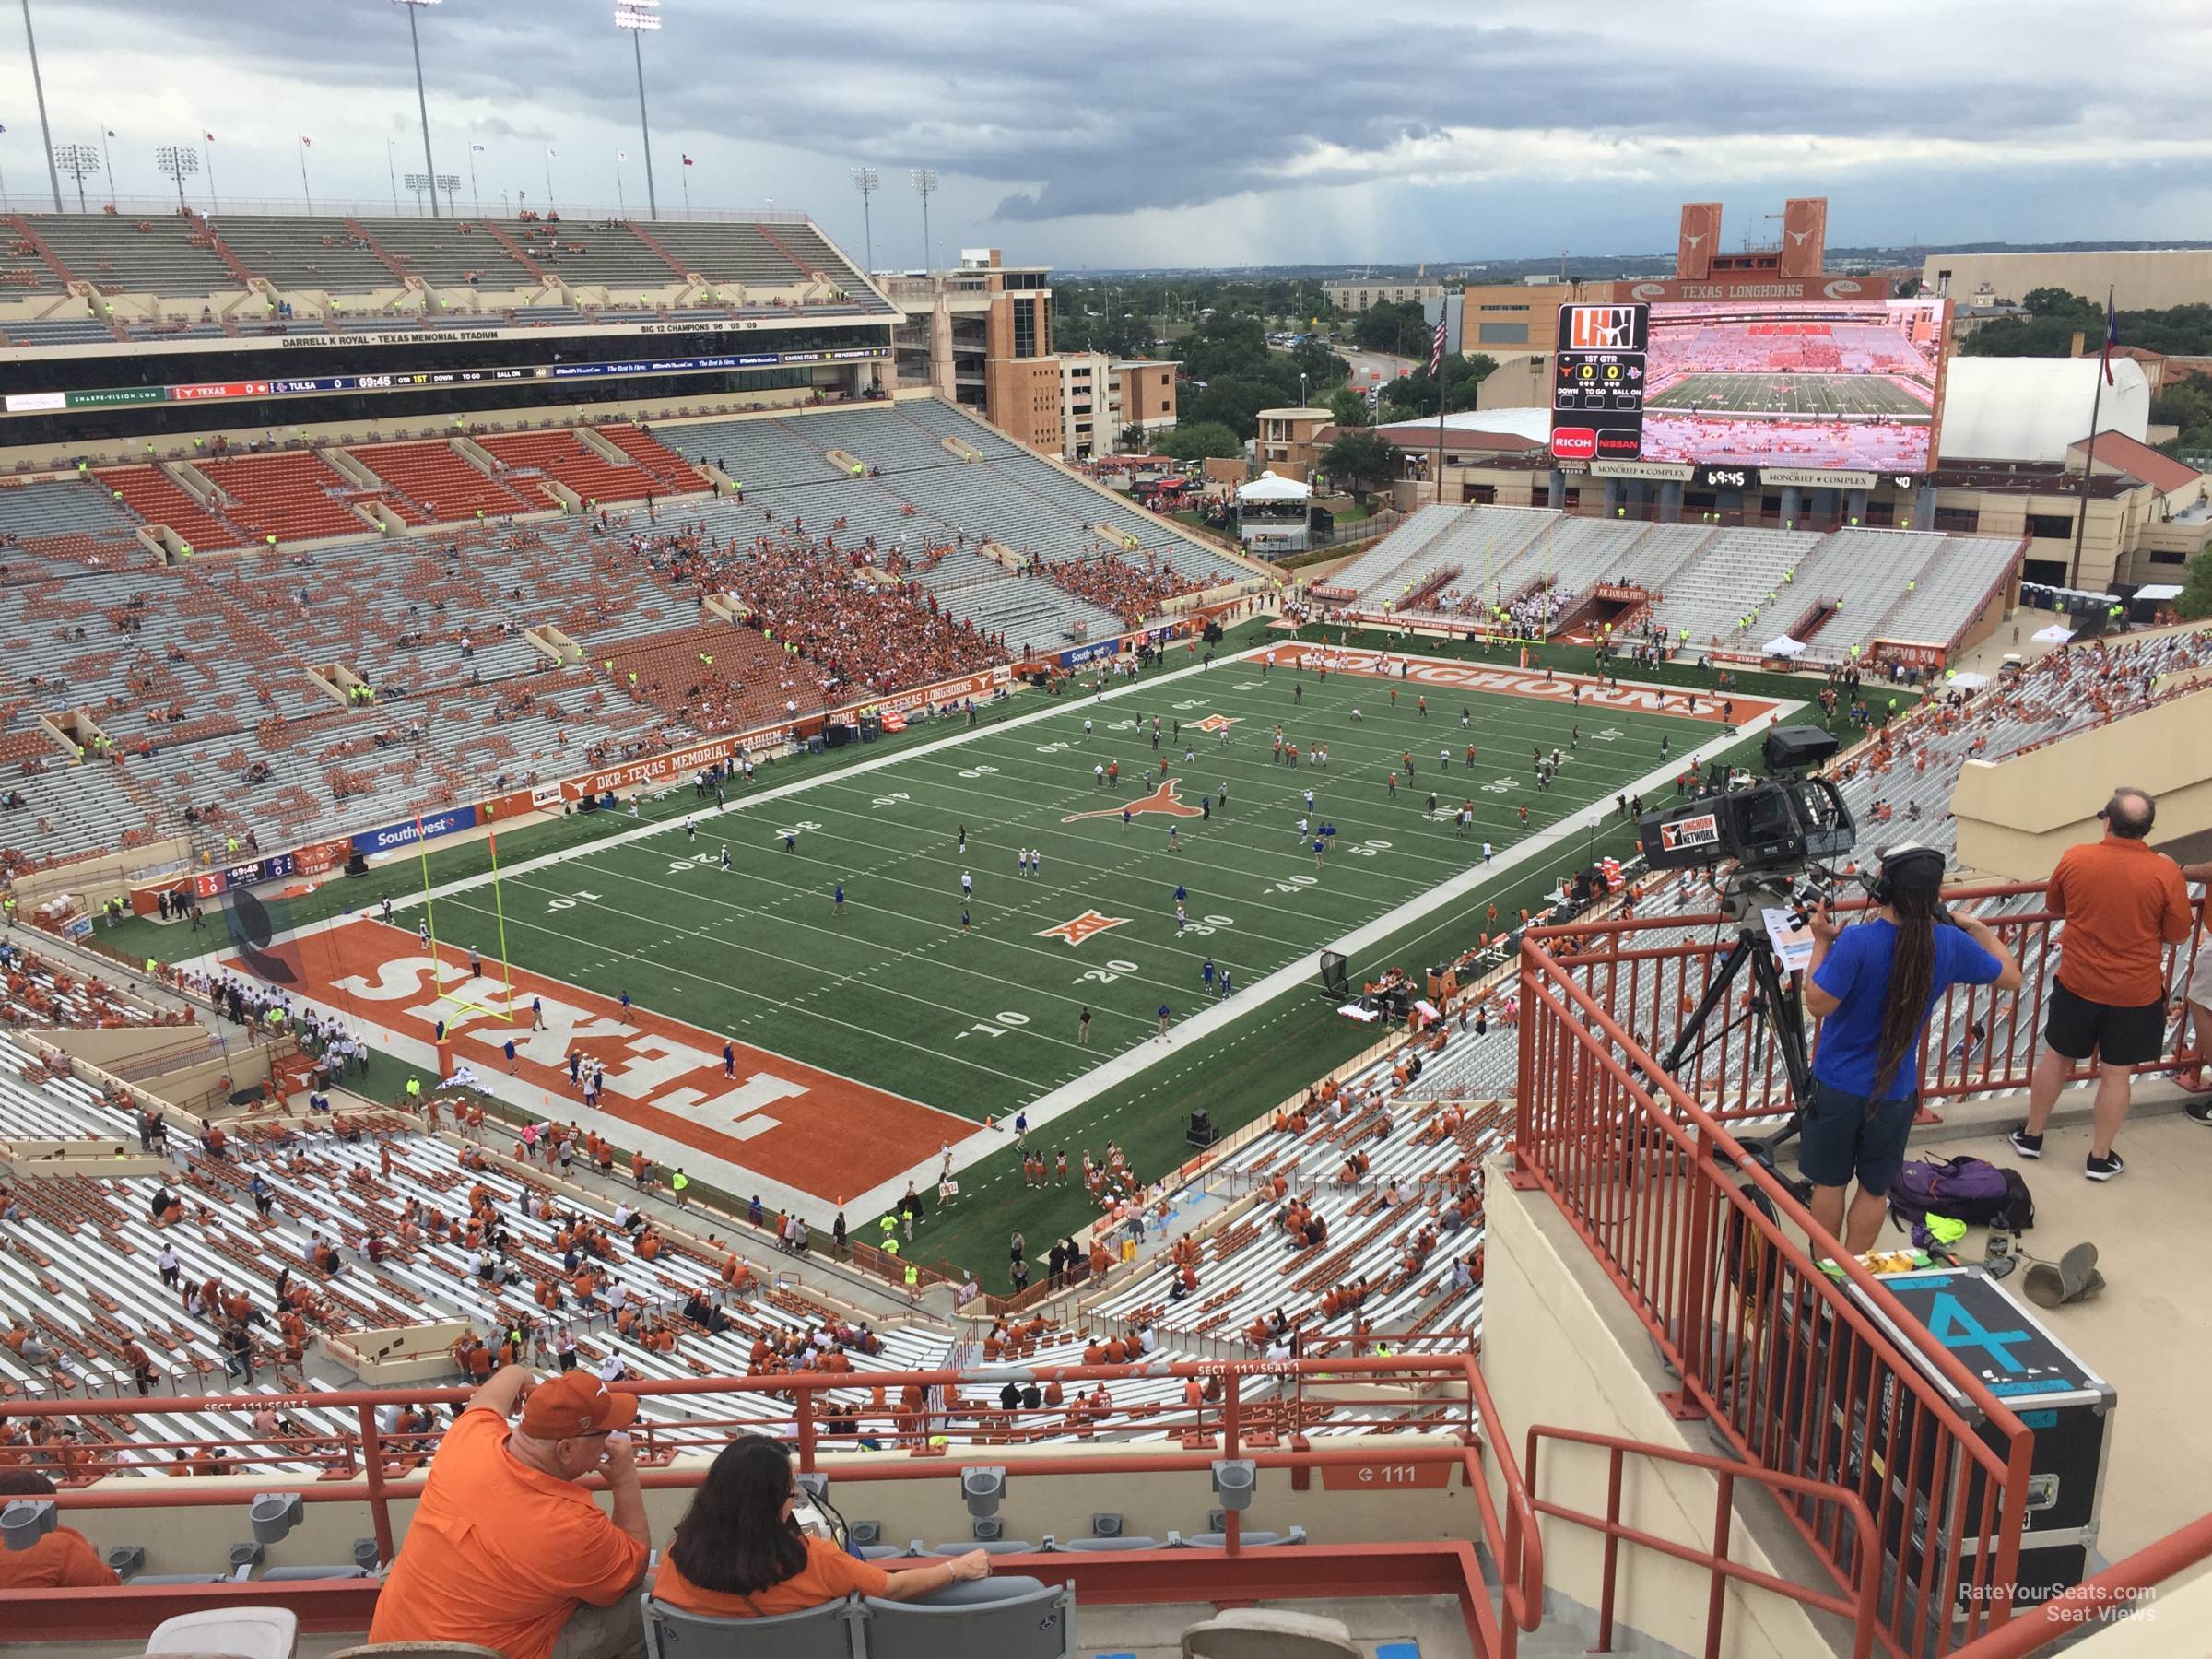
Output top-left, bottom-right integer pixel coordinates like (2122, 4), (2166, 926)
(1800, 847), (2022, 1253)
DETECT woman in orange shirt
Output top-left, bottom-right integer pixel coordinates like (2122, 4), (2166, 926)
(653, 1439), (990, 1618)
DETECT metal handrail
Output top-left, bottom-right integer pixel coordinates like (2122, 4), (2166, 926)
(1512, 935), (2034, 1657)
(1527, 1424), (1881, 1659)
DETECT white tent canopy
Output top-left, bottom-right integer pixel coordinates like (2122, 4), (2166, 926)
(1763, 635), (1808, 657)
(1237, 473), (1312, 503)
(1948, 671), (1992, 689)
(2031, 624), (2076, 643)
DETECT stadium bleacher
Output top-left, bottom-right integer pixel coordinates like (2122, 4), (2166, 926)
(1324, 505), (2018, 667)
(0, 401), (1253, 865)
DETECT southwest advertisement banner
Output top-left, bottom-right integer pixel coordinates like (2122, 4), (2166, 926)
(350, 806), (478, 856)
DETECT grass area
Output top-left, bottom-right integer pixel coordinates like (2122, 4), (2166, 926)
(134, 613), (1841, 1289)
(336, 652), (1711, 1125)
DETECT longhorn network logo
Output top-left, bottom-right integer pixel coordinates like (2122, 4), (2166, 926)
(1567, 305), (1641, 351)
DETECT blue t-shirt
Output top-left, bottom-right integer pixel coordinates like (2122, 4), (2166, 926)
(1810, 919), (2003, 1100)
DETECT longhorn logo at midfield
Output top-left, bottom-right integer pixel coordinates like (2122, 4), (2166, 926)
(1063, 777), (1204, 822)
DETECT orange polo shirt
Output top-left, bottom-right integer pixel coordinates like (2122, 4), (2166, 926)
(367, 1406), (646, 1659)
(0, 1526), (118, 1589)
(651, 1535), (890, 1618)
(2049, 833), (2193, 1006)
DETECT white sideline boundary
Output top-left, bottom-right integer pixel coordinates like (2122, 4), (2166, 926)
(188, 640), (1801, 1229)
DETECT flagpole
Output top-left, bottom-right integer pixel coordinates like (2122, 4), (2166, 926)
(203, 135), (218, 218)
(2065, 283), (2112, 593)
(100, 124), (115, 207)
(468, 148), (481, 220)
(616, 154), (626, 218)
(297, 137), (312, 213)
(680, 162), (689, 218)
(1431, 318), (1447, 506)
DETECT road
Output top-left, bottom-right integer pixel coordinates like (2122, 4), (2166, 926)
(1336, 346), (1418, 393)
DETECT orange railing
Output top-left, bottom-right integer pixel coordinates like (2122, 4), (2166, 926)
(1527, 1426), (1882, 1659)
(1513, 929), (2035, 1659)
(0, 1352), (1546, 1657)
(1950, 1509), (2212, 1657)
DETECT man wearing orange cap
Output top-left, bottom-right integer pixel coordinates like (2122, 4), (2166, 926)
(368, 1365), (649, 1659)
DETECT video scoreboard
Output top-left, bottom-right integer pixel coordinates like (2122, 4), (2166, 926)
(1548, 302), (1648, 463)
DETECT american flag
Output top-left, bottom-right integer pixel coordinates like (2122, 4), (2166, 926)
(1430, 315), (1446, 376)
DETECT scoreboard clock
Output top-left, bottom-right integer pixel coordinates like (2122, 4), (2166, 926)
(1695, 465), (1759, 491)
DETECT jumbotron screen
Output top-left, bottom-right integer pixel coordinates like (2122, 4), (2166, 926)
(1639, 297), (1949, 474)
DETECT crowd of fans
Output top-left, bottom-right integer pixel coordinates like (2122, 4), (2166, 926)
(1034, 547), (1205, 629)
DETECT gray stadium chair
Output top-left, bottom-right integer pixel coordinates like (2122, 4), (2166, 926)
(861, 1576), (1072, 1659)
(929, 1539), (1034, 1556)
(641, 1591), (862, 1659)
(1186, 1527), (1304, 1548)
(1180, 1607), (1360, 1659)
(329, 1645), (506, 1659)
(259, 1563), (372, 1580)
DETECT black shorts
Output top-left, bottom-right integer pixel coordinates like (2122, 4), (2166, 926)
(2044, 981), (2166, 1066)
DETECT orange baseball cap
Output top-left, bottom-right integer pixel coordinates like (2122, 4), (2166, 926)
(518, 1369), (639, 1439)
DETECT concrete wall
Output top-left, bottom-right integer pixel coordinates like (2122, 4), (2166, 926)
(1922, 249), (2212, 312)
(1952, 682), (2212, 878)
(53, 1432), (1483, 1577)
(1482, 1153), (1837, 1659)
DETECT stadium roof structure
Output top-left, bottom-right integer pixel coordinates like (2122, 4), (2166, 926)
(1364, 407), (1555, 452)
(1937, 356), (2151, 465)
(2067, 429), (2203, 495)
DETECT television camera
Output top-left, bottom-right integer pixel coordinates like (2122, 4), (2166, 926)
(1632, 724), (1858, 1162)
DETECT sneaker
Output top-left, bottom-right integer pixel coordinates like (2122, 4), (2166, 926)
(2188, 1100), (2212, 1128)
(2007, 1125), (2043, 1159)
(2086, 1150), (2124, 1182)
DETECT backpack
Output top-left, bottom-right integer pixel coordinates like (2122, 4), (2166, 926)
(1888, 1154), (2034, 1234)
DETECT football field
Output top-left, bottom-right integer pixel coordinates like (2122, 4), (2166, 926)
(261, 644), (1771, 1217)
(1646, 371), (1933, 420)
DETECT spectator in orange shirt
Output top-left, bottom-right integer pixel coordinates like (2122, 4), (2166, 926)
(0, 1469), (119, 1588)
(367, 1366), (648, 1659)
(2013, 789), (2194, 1180)
(651, 1438), (988, 1618)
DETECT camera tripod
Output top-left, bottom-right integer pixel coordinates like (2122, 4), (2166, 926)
(1655, 870), (1817, 1166)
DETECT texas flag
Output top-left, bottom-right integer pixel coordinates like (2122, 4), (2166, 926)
(2099, 291), (2118, 386)
(300, 135), (312, 147)
(681, 154), (694, 167)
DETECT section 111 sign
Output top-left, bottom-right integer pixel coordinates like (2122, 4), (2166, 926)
(1550, 302), (1649, 464)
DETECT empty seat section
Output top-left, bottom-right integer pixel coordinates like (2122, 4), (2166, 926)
(477, 431), (660, 505)
(29, 213), (239, 298)
(92, 465), (244, 552)
(598, 424), (708, 492)
(217, 215), (394, 292)
(198, 453), (375, 544)
(358, 218), (539, 288)
(492, 219), (677, 290)
(348, 442), (530, 521)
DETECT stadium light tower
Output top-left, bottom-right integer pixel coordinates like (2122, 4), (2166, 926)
(850, 166), (878, 274)
(910, 168), (938, 274)
(154, 144), (199, 212)
(614, 0), (661, 220)
(393, 0), (443, 218)
(53, 142), (100, 214)
(16, 1), (63, 210)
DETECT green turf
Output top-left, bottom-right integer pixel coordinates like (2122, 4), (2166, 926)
(1645, 371), (1933, 421)
(406, 652), (1713, 1124)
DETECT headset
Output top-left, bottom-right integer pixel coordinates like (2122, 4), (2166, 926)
(1863, 842), (1947, 908)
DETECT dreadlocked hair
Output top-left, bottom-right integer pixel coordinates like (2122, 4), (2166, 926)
(1871, 884), (1940, 1099)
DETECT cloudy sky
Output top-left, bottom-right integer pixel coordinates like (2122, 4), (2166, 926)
(5, 0), (2207, 271)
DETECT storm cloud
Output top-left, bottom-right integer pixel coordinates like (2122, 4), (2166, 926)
(4, 0), (2204, 267)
